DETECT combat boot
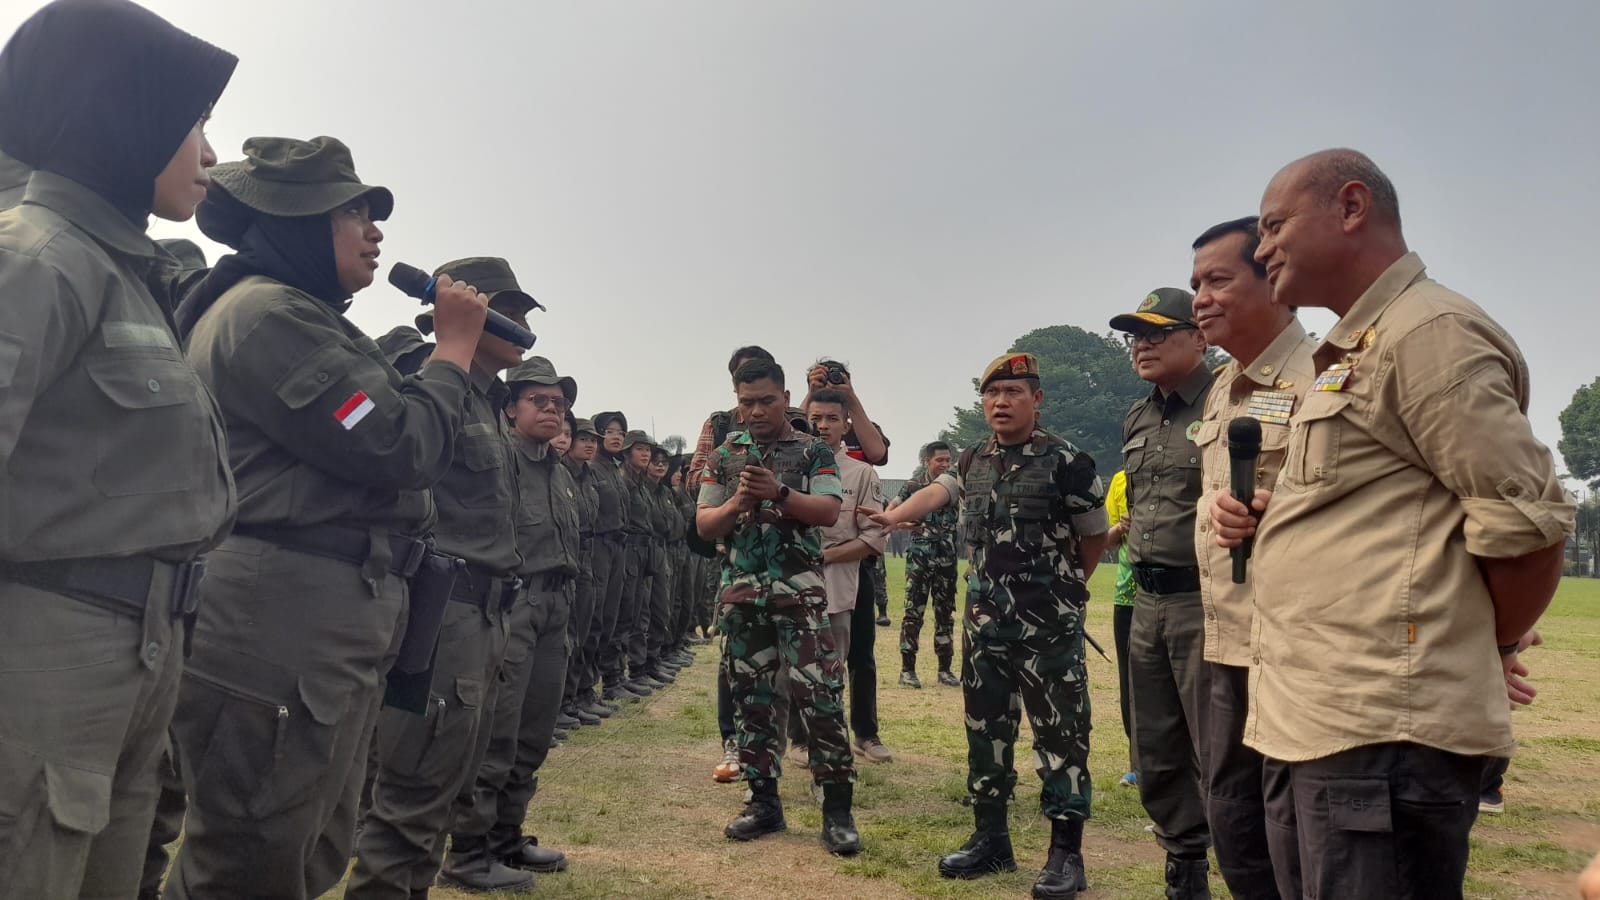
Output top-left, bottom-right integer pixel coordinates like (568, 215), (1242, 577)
(937, 669), (960, 687)
(725, 778), (786, 841)
(439, 840), (535, 892)
(503, 834), (569, 873)
(938, 803), (1017, 879)
(568, 705), (602, 726)
(1163, 854), (1212, 900)
(899, 670), (921, 688)
(1032, 817), (1088, 899)
(554, 709), (581, 730)
(820, 782), (862, 855)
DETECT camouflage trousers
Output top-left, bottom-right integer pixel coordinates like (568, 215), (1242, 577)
(963, 609), (1093, 821)
(719, 602), (855, 785)
(899, 553), (957, 668)
(867, 554), (889, 616)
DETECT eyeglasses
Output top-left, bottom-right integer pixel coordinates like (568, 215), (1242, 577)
(527, 395), (570, 411)
(1122, 325), (1196, 348)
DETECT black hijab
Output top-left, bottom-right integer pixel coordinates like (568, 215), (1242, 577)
(174, 187), (349, 339)
(0, 0), (236, 225)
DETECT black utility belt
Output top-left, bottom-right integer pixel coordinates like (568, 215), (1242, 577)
(233, 523), (429, 579)
(0, 555), (205, 620)
(525, 571), (574, 592)
(1132, 564), (1200, 595)
(452, 564), (522, 609)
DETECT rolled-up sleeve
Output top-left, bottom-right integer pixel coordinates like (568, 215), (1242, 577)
(932, 472), (962, 506)
(1392, 314), (1575, 558)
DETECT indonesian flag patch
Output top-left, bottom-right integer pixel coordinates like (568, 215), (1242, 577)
(334, 391), (376, 430)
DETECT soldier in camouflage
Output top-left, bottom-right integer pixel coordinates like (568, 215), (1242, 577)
(876, 352), (1109, 900)
(892, 442), (960, 687)
(696, 358), (861, 856)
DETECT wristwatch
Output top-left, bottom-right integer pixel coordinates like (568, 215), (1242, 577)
(777, 485), (792, 504)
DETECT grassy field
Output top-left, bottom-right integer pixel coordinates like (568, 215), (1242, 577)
(409, 568), (1600, 899)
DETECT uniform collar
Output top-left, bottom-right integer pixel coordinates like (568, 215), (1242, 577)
(980, 427), (1047, 457)
(23, 170), (159, 261)
(1148, 362), (1213, 406)
(1324, 252), (1427, 353)
(515, 433), (550, 463)
(1238, 317), (1312, 388)
(731, 423), (796, 449)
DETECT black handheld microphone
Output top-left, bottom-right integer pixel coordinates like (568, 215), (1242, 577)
(1227, 417), (1262, 585)
(387, 262), (536, 350)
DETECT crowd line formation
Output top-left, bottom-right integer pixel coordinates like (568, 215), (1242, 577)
(0, 2), (1594, 900)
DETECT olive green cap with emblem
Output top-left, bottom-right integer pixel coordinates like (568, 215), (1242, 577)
(504, 355), (577, 404)
(1109, 287), (1198, 332)
(979, 351), (1040, 391)
(416, 256), (544, 334)
(199, 136), (394, 247)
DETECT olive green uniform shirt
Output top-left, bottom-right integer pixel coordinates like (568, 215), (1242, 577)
(592, 456), (628, 535)
(1193, 320), (1317, 667)
(0, 173), (235, 563)
(186, 276), (471, 538)
(510, 436), (580, 578)
(430, 366), (522, 574)
(1248, 253), (1575, 762)
(564, 458), (600, 538)
(1122, 363), (1215, 568)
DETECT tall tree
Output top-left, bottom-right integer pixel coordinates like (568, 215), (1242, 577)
(1559, 377), (1600, 490)
(939, 325), (1157, 475)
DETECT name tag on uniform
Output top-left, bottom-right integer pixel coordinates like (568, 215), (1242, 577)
(1246, 389), (1296, 425)
(1314, 362), (1355, 392)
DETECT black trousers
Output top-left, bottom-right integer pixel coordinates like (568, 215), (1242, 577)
(1113, 603), (1134, 771)
(1203, 662), (1287, 900)
(1263, 741), (1481, 900)
(848, 558), (879, 741)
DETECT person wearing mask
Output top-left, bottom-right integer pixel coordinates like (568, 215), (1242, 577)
(348, 257), (532, 899)
(0, 2), (237, 896)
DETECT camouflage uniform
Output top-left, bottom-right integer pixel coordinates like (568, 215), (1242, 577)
(897, 468), (959, 671)
(935, 429), (1107, 821)
(698, 429), (854, 785)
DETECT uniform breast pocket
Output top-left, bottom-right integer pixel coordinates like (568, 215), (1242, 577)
(1281, 393), (1352, 491)
(453, 432), (506, 508)
(84, 353), (204, 497)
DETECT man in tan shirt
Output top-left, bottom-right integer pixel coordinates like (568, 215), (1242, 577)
(1212, 149), (1574, 899)
(1190, 215), (1316, 900)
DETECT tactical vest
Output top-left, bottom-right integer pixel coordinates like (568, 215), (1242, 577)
(957, 435), (1060, 549)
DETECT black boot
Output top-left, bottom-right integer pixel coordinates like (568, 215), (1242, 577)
(725, 777), (786, 841)
(1032, 818), (1088, 899)
(439, 837), (536, 891)
(820, 782), (861, 855)
(938, 803), (1016, 878)
(1164, 854), (1212, 900)
(503, 834), (569, 873)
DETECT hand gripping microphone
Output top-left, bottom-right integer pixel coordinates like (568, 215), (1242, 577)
(387, 263), (536, 350)
(1227, 417), (1262, 585)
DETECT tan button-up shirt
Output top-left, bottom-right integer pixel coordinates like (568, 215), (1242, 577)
(1122, 363), (1214, 568)
(1248, 253), (1575, 762)
(1194, 320), (1317, 667)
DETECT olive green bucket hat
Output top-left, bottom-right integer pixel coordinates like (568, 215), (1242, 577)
(200, 136), (394, 246)
(504, 356), (577, 404)
(621, 430), (656, 452)
(572, 417), (601, 438)
(416, 256), (544, 335)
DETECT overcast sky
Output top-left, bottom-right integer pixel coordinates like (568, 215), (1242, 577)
(9, 0), (1596, 480)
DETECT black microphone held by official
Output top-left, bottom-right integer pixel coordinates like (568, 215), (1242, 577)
(1228, 416), (1262, 584)
(388, 262), (537, 349)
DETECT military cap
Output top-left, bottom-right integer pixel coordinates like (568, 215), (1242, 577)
(416, 256), (543, 334)
(620, 429), (656, 452)
(199, 136), (394, 246)
(1108, 287), (1198, 332)
(572, 417), (601, 437)
(592, 410), (628, 434)
(504, 355), (577, 404)
(979, 351), (1040, 390)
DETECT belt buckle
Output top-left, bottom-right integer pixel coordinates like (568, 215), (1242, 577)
(174, 560), (206, 617)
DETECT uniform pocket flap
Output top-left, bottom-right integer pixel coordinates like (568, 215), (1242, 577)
(45, 761), (112, 835)
(1261, 422), (1291, 452)
(84, 355), (193, 409)
(1193, 420), (1222, 447)
(460, 434), (503, 472)
(1327, 777), (1393, 833)
(297, 676), (352, 726)
(454, 675), (484, 710)
(272, 342), (354, 410)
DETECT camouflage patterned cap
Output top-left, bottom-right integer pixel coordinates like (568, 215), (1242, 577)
(1109, 287), (1197, 332)
(503, 355), (577, 404)
(201, 136), (394, 247)
(620, 429), (656, 451)
(572, 417), (601, 437)
(979, 351), (1040, 390)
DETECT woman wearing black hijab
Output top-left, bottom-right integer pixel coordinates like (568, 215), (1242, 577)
(0, 2), (237, 898)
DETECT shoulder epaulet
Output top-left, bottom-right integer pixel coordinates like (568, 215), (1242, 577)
(1212, 362), (1230, 377)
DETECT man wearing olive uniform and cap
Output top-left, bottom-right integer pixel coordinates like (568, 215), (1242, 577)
(349, 256), (533, 900)
(166, 135), (485, 900)
(442, 357), (578, 889)
(1110, 288), (1216, 899)
(0, 4), (238, 896)
(878, 352), (1107, 900)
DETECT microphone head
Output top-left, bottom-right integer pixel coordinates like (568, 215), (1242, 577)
(387, 262), (433, 300)
(1228, 416), (1263, 459)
